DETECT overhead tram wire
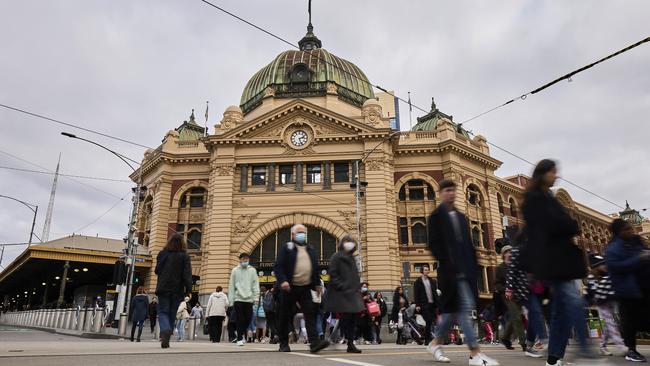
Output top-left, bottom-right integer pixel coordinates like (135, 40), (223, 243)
(458, 36), (650, 127)
(0, 149), (125, 200)
(0, 165), (132, 183)
(197, 1), (631, 211)
(0, 103), (153, 150)
(74, 193), (130, 234)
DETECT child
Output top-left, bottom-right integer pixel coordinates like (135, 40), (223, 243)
(587, 254), (626, 356)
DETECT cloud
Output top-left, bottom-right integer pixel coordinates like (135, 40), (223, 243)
(1, 0), (648, 265)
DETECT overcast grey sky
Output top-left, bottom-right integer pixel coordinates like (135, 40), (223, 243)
(1, 1), (648, 265)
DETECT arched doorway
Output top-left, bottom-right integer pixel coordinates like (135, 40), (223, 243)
(250, 225), (338, 284)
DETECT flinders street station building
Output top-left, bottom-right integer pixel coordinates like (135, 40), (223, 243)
(133, 24), (620, 302)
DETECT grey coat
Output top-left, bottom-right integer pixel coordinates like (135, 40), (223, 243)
(325, 252), (363, 314)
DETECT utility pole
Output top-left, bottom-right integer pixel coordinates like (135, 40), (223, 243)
(56, 261), (69, 307)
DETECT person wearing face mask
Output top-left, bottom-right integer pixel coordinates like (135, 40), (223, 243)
(274, 224), (330, 353)
(228, 252), (260, 347)
(325, 234), (364, 353)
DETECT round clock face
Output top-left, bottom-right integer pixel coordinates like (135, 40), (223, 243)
(290, 130), (308, 146)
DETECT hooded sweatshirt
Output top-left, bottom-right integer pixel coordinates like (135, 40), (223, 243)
(206, 291), (229, 317)
(228, 265), (260, 303)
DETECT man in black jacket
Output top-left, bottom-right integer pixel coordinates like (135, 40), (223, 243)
(274, 224), (329, 353)
(413, 265), (439, 345)
(426, 180), (499, 366)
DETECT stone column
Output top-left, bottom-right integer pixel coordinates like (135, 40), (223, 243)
(240, 164), (248, 192)
(56, 261), (70, 307)
(295, 163), (303, 192)
(323, 161), (331, 190)
(267, 164), (275, 192)
(201, 151), (236, 294)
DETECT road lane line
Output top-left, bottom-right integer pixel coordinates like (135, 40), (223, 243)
(288, 352), (322, 358)
(325, 357), (384, 366)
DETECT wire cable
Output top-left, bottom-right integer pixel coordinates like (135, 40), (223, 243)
(0, 149), (125, 199)
(0, 103), (154, 149)
(74, 194), (129, 233)
(196, 1), (639, 210)
(0, 165), (132, 183)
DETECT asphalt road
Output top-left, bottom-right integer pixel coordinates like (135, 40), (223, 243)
(1, 325), (646, 366)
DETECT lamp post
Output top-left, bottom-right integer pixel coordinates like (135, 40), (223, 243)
(0, 194), (39, 246)
(352, 131), (400, 276)
(60, 132), (142, 319)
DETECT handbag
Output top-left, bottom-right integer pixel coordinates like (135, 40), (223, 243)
(203, 319), (209, 335)
(366, 301), (380, 316)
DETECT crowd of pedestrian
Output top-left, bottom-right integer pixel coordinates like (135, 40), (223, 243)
(134, 158), (649, 366)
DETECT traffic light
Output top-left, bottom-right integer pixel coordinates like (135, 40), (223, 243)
(112, 260), (127, 285)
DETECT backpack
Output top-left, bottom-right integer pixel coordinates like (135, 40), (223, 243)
(262, 292), (275, 313)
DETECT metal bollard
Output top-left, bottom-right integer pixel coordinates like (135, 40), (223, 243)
(53, 309), (61, 328)
(83, 308), (93, 332)
(118, 313), (127, 336)
(77, 308), (86, 331)
(92, 307), (103, 333)
(62, 309), (70, 329)
(35, 310), (42, 326)
(66, 308), (75, 329)
(44, 309), (52, 327)
(154, 316), (160, 340)
(49, 309), (56, 328)
(55, 309), (63, 328)
(40, 309), (47, 327)
(188, 316), (196, 340)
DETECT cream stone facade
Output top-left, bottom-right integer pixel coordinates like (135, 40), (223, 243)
(132, 25), (620, 303)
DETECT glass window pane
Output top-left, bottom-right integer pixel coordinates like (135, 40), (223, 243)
(426, 183), (435, 201)
(471, 227), (481, 247)
(179, 194), (187, 208)
(176, 224), (185, 234)
(333, 162), (349, 183)
(399, 217), (408, 225)
(261, 234), (275, 263)
(187, 230), (201, 250)
(308, 229), (321, 259)
(252, 166), (266, 186)
(251, 245), (261, 264)
(279, 165), (294, 185)
(400, 227), (409, 245)
(409, 188), (424, 200)
(306, 164), (321, 184)
(277, 227), (291, 246)
(398, 186), (406, 201)
(322, 232), (337, 260)
(412, 223), (427, 243)
(189, 195), (204, 208)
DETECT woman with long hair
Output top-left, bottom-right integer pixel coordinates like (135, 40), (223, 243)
(325, 234), (364, 353)
(129, 286), (149, 342)
(155, 233), (193, 349)
(521, 159), (592, 365)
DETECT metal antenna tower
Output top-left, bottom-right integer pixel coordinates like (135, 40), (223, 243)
(41, 153), (61, 242)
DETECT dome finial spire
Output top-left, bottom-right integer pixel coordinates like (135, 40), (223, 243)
(299, 0), (321, 51)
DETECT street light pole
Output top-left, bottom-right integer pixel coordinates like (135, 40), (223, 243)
(353, 131), (400, 278)
(0, 194), (39, 245)
(61, 132), (142, 319)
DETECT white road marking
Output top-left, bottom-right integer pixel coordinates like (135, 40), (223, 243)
(325, 357), (385, 366)
(288, 352), (322, 358)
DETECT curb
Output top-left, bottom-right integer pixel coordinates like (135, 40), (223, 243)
(13, 325), (124, 340)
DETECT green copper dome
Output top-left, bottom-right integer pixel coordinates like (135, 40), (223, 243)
(240, 25), (375, 114)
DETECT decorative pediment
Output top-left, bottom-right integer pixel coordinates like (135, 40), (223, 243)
(211, 99), (390, 143)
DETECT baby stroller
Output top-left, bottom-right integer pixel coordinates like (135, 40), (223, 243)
(394, 304), (426, 345)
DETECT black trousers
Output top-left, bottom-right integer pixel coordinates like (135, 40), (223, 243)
(227, 321), (237, 341)
(234, 301), (253, 342)
(420, 303), (437, 344)
(619, 297), (646, 351)
(266, 311), (277, 339)
(340, 313), (357, 345)
(278, 285), (318, 346)
(149, 315), (157, 333)
(208, 315), (225, 342)
(131, 320), (144, 341)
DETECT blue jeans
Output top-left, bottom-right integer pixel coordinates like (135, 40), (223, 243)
(157, 294), (181, 337)
(434, 280), (478, 349)
(176, 318), (186, 340)
(524, 293), (547, 345)
(548, 280), (588, 359)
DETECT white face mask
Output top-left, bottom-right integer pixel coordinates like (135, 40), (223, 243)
(342, 242), (356, 253)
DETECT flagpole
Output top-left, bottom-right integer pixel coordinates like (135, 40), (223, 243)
(204, 101), (209, 137)
(408, 91), (413, 129)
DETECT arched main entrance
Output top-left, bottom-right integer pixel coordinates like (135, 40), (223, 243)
(251, 225), (338, 283)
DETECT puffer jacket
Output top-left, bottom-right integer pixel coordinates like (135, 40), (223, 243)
(206, 291), (229, 317)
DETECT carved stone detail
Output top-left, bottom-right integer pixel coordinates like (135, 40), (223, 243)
(232, 198), (247, 208)
(362, 101), (383, 126)
(169, 212), (178, 221)
(233, 213), (260, 234)
(326, 82), (338, 94)
(337, 210), (357, 231)
(189, 213), (203, 222)
(214, 164), (234, 176)
(282, 146), (316, 156)
(365, 159), (384, 171)
(220, 107), (244, 131)
(314, 124), (337, 136)
(263, 86), (275, 98)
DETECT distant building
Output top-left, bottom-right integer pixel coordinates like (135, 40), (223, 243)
(131, 22), (615, 304)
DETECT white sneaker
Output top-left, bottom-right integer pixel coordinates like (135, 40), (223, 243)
(427, 345), (450, 363)
(545, 361), (564, 366)
(600, 347), (613, 356)
(469, 353), (500, 366)
(236, 340), (244, 346)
